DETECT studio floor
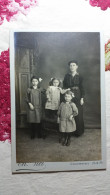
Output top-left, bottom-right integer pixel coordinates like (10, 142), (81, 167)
(16, 128), (101, 163)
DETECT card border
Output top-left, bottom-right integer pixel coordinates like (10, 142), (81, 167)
(10, 30), (106, 173)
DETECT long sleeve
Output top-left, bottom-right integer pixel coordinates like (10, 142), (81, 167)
(46, 87), (51, 101)
(57, 103), (63, 117)
(25, 88), (31, 104)
(63, 74), (69, 89)
(79, 76), (85, 98)
(71, 103), (78, 117)
(59, 87), (69, 94)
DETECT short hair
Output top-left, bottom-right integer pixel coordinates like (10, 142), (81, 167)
(68, 60), (78, 66)
(31, 76), (39, 82)
(64, 90), (74, 97)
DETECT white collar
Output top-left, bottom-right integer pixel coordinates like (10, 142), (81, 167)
(33, 86), (38, 89)
(71, 71), (79, 77)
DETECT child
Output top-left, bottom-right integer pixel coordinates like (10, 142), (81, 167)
(45, 77), (70, 118)
(26, 76), (42, 139)
(57, 91), (78, 146)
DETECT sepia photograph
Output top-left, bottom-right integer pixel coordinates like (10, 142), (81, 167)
(10, 31), (106, 172)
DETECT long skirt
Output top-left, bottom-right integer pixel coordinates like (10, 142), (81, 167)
(74, 101), (84, 136)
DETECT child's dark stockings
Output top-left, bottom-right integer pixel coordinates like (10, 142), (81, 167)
(30, 123), (42, 139)
(61, 132), (71, 146)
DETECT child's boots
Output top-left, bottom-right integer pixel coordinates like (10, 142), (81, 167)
(66, 137), (71, 146)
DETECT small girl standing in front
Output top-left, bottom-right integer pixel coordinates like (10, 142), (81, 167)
(26, 76), (42, 139)
(57, 91), (78, 146)
(45, 78), (70, 118)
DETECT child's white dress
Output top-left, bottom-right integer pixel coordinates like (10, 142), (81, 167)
(45, 86), (62, 110)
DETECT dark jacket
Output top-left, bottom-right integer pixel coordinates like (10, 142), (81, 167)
(63, 73), (85, 100)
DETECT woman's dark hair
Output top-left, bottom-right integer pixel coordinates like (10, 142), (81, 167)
(49, 78), (61, 87)
(68, 60), (78, 66)
(31, 76), (39, 82)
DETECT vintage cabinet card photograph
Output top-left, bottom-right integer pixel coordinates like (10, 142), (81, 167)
(10, 31), (106, 173)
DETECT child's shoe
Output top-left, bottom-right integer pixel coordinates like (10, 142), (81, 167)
(66, 138), (71, 146)
(62, 138), (67, 146)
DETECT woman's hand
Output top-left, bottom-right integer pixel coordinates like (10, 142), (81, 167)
(29, 103), (34, 110)
(80, 98), (84, 105)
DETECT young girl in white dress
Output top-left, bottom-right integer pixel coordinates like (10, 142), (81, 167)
(45, 78), (70, 118)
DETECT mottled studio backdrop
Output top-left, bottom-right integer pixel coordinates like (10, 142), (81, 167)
(15, 32), (101, 128)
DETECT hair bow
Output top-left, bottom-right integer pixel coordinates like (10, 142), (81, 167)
(72, 92), (75, 98)
(39, 78), (43, 82)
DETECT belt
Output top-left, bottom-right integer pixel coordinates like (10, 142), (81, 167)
(71, 87), (79, 90)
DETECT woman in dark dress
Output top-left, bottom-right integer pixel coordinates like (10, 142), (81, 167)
(63, 60), (85, 137)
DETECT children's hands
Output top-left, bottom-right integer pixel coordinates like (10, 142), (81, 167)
(69, 115), (73, 121)
(60, 88), (71, 94)
(47, 98), (51, 102)
(57, 117), (60, 123)
(29, 103), (34, 110)
(58, 87), (62, 92)
(80, 98), (84, 105)
(66, 88), (71, 91)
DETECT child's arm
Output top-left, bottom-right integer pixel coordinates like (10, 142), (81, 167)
(28, 103), (34, 110)
(72, 103), (78, 117)
(46, 87), (51, 101)
(57, 103), (63, 117)
(57, 103), (62, 123)
(57, 103), (62, 117)
(69, 103), (78, 120)
(25, 88), (30, 103)
(26, 88), (34, 110)
(58, 88), (70, 94)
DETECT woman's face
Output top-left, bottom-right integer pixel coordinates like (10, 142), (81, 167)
(69, 62), (78, 72)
